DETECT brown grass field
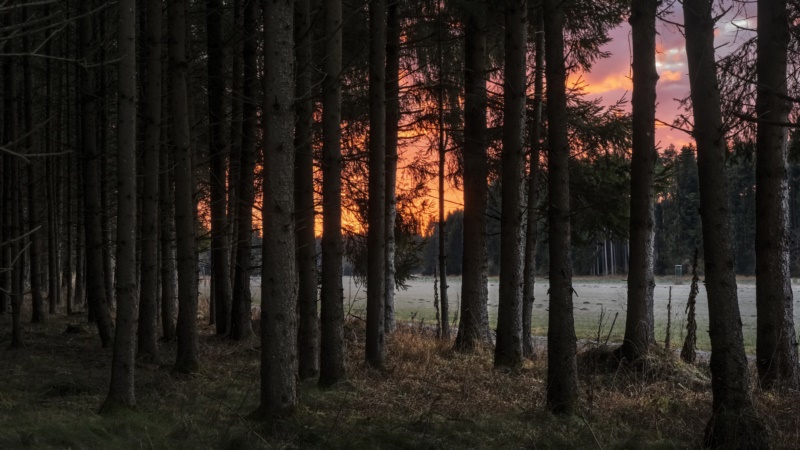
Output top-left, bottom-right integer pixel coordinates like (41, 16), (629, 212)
(2, 309), (800, 449)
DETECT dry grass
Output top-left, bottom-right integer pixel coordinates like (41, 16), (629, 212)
(1, 313), (800, 449)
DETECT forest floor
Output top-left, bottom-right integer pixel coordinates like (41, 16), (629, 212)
(2, 313), (800, 449)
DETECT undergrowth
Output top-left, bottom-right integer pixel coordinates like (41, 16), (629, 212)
(1, 315), (799, 449)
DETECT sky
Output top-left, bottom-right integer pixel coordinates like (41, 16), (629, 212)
(573, 4), (756, 151)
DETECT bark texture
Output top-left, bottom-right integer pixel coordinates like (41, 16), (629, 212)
(544, 0), (578, 415)
(319, 0), (347, 387)
(494, 0), (527, 369)
(455, 0), (490, 352)
(683, 0), (769, 446)
(384, 0), (400, 334)
(619, 0), (658, 362)
(755, 0), (800, 389)
(254, 0), (297, 419)
(366, 0), (387, 367)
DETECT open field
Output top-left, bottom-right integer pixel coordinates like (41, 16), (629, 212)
(333, 275), (798, 353)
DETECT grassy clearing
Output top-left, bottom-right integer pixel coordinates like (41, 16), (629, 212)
(2, 313), (800, 449)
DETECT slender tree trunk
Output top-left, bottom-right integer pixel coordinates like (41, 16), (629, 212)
(253, 0), (297, 419)
(79, 0), (114, 347)
(138, 0), (163, 361)
(522, 7), (543, 359)
(75, 156), (86, 314)
(683, 0), (769, 446)
(384, 0), (400, 334)
(319, 0), (347, 387)
(170, 0), (200, 373)
(229, 0), (258, 341)
(494, 0), (527, 369)
(455, 0), (490, 351)
(755, 0), (800, 389)
(295, 0), (320, 380)
(228, 0), (243, 288)
(436, 0), (450, 340)
(366, 0), (387, 368)
(207, 0), (233, 336)
(2, 17), (20, 343)
(45, 5), (59, 314)
(103, 0), (138, 410)
(619, 0), (658, 362)
(160, 148), (177, 341)
(22, 5), (46, 324)
(544, 0), (577, 414)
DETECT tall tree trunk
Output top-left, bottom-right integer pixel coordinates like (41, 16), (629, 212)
(295, 0), (319, 380)
(207, 0), (233, 336)
(544, 0), (577, 414)
(366, 0), (387, 368)
(228, 0), (243, 289)
(494, 0), (527, 369)
(229, 0), (258, 341)
(45, 4), (59, 314)
(522, 7), (543, 359)
(22, 5), (46, 324)
(254, 0), (297, 419)
(755, 0), (800, 389)
(160, 149), (177, 341)
(455, 0), (490, 351)
(436, 0), (450, 340)
(103, 0), (138, 410)
(319, 0), (347, 387)
(384, 0), (400, 334)
(138, 0), (163, 361)
(619, 0), (658, 362)
(683, 0), (769, 446)
(170, 0), (200, 373)
(79, 0), (115, 348)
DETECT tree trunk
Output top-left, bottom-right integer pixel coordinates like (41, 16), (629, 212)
(436, 0), (450, 340)
(45, 6), (59, 315)
(384, 0), (400, 334)
(619, 0), (658, 362)
(79, 0), (114, 348)
(544, 0), (577, 414)
(494, 0), (527, 370)
(253, 0), (297, 419)
(22, 5), (46, 324)
(138, 0), (163, 361)
(455, 0), (490, 351)
(228, 0), (243, 290)
(160, 148), (177, 341)
(522, 6), (543, 359)
(103, 0), (138, 410)
(755, 0), (800, 389)
(295, 0), (320, 380)
(683, 1), (769, 446)
(170, 0), (200, 373)
(319, 0), (347, 387)
(229, 0), (258, 341)
(208, 0), (233, 336)
(366, 0), (387, 368)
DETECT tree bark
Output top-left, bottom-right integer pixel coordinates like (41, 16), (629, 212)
(522, 6), (543, 359)
(755, 0), (800, 389)
(436, 0), (450, 340)
(228, 0), (243, 290)
(319, 0), (347, 387)
(138, 0), (163, 361)
(455, 0), (490, 352)
(366, 0), (387, 368)
(384, 0), (400, 334)
(619, 0), (658, 362)
(22, 5), (46, 324)
(160, 148), (177, 341)
(295, 0), (320, 380)
(544, 0), (578, 415)
(494, 0), (527, 369)
(103, 0), (138, 410)
(170, 0), (200, 373)
(254, 0), (297, 419)
(79, 0), (114, 348)
(208, 0), (233, 336)
(683, 0), (769, 446)
(229, 0), (258, 341)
